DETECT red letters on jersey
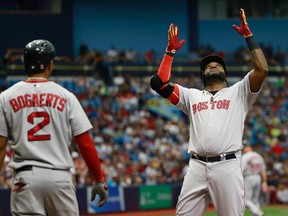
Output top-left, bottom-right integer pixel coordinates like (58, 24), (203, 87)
(248, 156), (262, 174)
(9, 93), (67, 112)
(192, 99), (230, 114)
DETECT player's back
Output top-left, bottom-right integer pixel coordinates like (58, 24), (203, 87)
(242, 151), (265, 176)
(0, 80), (89, 170)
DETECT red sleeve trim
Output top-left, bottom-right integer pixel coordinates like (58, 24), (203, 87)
(74, 131), (103, 182)
(167, 84), (180, 105)
(25, 80), (50, 83)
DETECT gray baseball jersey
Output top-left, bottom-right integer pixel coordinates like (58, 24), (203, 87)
(0, 80), (92, 170)
(242, 151), (266, 176)
(175, 72), (258, 155)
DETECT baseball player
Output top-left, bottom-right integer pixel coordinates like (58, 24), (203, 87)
(0, 39), (108, 215)
(242, 140), (268, 216)
(150, 8), (268, 216)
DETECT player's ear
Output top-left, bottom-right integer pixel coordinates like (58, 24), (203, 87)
(46, 61), (53, 75)
(48, 61), (53, 70)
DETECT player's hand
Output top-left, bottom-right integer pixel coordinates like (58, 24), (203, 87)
(166, 23), (186, 53)
(91, 181), (108, 207)
(232, 8), (253, 38)
(262, 182), (269, 193)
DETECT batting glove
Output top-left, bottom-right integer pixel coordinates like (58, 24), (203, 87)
(166, 23), (186, 53)
(232, 8), (253, 38)
(91, 181), (108, 207)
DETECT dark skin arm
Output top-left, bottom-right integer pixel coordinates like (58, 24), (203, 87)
(248, 49), (268, 92)
(233, 8), (268, 93)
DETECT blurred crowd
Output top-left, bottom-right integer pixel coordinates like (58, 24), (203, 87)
(63, 42), (288, 67)
(2, 42), (288, 68)
(1, 45), (288, 205)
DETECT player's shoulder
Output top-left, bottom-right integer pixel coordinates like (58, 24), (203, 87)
(54, 83), (80, 103)
(252, 150), (263, 158)
(48, 81), (75, 95)
(178, 85), (201, 93)
(229, 73), (250, 88)
(0, 81), (24, 97)
(49, 81), (69, 90)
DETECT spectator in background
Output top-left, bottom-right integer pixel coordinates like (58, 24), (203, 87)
(118, 50), (127, 64)
(107, 174), (127, 187)
(76, 42), (92, 64)
(126, 48), (137, 64)
(144, 158), (159, 185)
(187, 49), (201, 64)
(233, 45), (251, 65)
(274, 47), (286, 66)
(94, 51), (111, 85)
(144, 49), (155, 65)
(0, 155), (11, 189)
(277, 183), (288, 204)
(107, 45), (118, 64)
(3, 48), (23, 65)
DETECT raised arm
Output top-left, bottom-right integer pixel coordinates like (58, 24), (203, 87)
(233, 8), (268, 92)
(150, 23), (186, 104)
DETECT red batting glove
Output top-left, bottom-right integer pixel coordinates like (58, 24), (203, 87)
(232, 8), (253, 38)
(166, 23), (186, 53)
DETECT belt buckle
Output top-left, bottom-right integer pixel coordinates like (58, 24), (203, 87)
(220, 153), (226, 161)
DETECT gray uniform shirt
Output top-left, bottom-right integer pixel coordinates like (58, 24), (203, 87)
(175, 72), (259, 155)
(0, 80), (92, 169)
(242, 151), (266, 176)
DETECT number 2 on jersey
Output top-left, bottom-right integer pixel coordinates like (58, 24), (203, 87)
(27, 111), (51, 141)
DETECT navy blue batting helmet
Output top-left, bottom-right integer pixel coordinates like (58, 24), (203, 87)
(23, 39), (57, 75)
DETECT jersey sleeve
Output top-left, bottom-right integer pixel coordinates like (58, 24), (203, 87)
(174, 85), (194, 115)
(237, 72), (260, 111)
(68, 93), (93, 136)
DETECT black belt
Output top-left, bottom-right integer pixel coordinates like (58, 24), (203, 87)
(15, 166), (69, 174)
(191, 153), (236, 163)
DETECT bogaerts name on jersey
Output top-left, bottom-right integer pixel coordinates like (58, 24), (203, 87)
(192, 99), (230, 114)
(9, 93), (67, 112)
